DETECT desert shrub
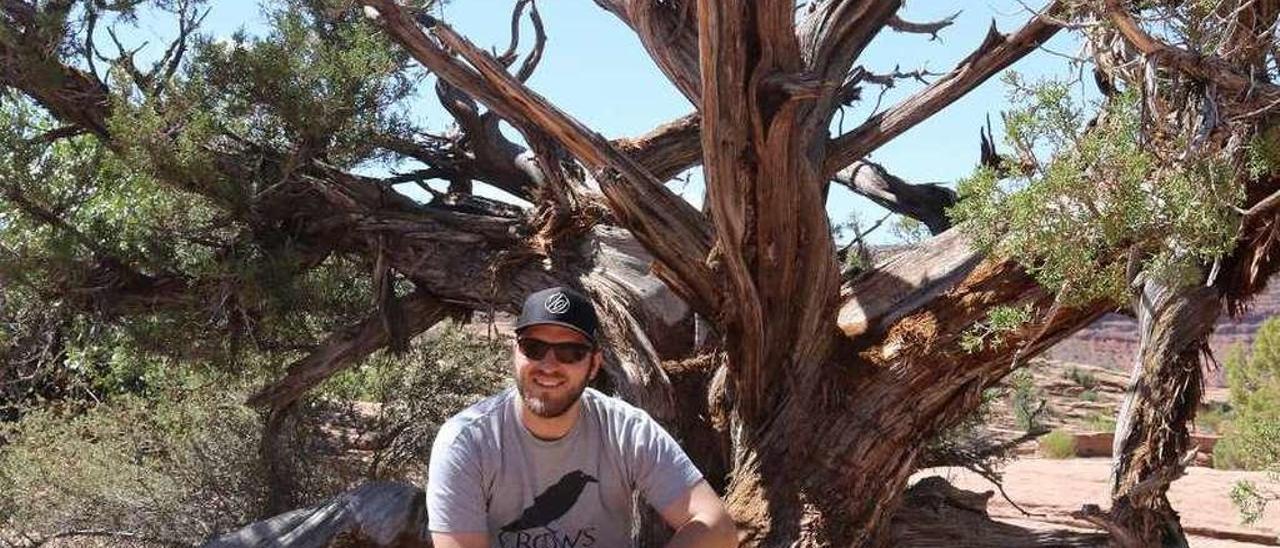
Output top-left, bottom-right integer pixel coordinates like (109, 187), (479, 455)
(1217, 331), (1280, 471)
(1232, 479), (1277, 525)
(1214, 323), (1280, 521)
(0, 372), (267, 545)
(320, 323), (509, 481)
(1215, 433), (1251, 470)
(924, 387), (1005, 462)
(0, 324), (513, 544)
(960, 304), (1033, 353)
(1198, 401), (1233, 434)
(1039, 429), (1077, 459)
(1009, 369), (1048, 433)
(1079, 389), (1099, 402)
(1065, 366), (1097, 390)
(1086, 412), (1116, 432)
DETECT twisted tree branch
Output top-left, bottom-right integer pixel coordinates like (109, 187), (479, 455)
(823, 2), (1064, 177)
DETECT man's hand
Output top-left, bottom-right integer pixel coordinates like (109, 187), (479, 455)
(430, 531), (489, 548)
(660, 480), (739, 547)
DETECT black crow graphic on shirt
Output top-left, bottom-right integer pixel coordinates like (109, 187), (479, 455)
(500, 470), (598, 533)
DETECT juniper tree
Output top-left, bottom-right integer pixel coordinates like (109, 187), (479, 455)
(4, 0), (1280, 546)
(953, 1), (1280, 544)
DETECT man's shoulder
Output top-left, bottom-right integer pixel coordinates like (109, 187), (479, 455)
(434, 387), (513, 449)
(582, 388), (657, 426)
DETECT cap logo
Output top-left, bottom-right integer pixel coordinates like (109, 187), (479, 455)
(544, 292), (571, 314)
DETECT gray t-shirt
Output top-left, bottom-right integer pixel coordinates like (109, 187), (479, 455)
(427, 387), (703, 548)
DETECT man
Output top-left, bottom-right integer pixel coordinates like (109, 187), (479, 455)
(427, 286), (738, 548)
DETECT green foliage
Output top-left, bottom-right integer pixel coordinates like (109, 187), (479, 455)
(1217, 323), (1280, 471)
(890, 216), (928, 244)
(322, 324), (510, 479)
(1079, 389), (1099, 402)
(0, 88), (383, 411)
(1065, 365), (1098, 389)
(1197, 401), (1232, 434)
(1214, 434), (1251, 470)
(1230, 479), (1280, 525)
(0, 324), (510, 543)
(1246, 124), (1280, 180)
(1009, 369), (1048, 433)
(1207, 319), (1280, 524)
(1085, 412), (1116, 432)
(949, 74), (1245, 305)
(960, 303), (1033, 353)
(0, 371), (266, 544)
(177, 0), (420, 170)
(1039, 429), (1077, 459)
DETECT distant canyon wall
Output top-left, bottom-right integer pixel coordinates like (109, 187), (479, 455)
(1046, 283), (1280, 386)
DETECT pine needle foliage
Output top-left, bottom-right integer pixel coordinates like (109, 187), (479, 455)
(950, 74), (1246, 305)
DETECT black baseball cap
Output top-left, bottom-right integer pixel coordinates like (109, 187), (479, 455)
(515, 286), (599, 345)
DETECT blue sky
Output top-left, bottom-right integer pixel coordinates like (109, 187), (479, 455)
(123, 1), (1089, 244)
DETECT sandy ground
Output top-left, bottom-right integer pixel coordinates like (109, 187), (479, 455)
(915, 457), (1280, 547)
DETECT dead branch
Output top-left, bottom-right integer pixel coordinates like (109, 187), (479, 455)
(1102, 0), (1280, 110)
(591, 0), (701, 105)
(362, 0), (720, 316)
(1072, 504), (1143, 548)
(853, 65), (940, 88)
(105, 26), (151, 89)
(149, 0), (210, 97)
(247, 291), (460, 410)
(824, 1), (1064, 177)
(612, 112), (701, 182)
(497, 0), (531, 64)
(886, 12), (960, 40)
(27, 124), (86, 145)
(513, 0), (546, 82)
(798, 0), (901, 83)
(831, 160), (956, 234)
(23, 529), (187, 548)
(202, 482), (428, 548)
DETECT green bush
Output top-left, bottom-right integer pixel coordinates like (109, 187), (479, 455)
(1231, 479), (1279, 525)
(0, 324), (512, 544)
(1215, 433), (1251, 470)
(1216, 333), (1280, 471)
(321, 323), (509, 480)
(1039, 429), (1077, 459)
(1009, 369), (1047, 433)
(1065, 366), (1098, 390)
(1198, 402), (1232, 435)
(1079, 389), (1099, 402)
(0, 374), (267, 545)
(1212, 322), (1280, 523)
(1086, 412), (1116, 433)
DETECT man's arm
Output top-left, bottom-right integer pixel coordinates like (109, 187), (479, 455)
(426, 423), (490, 547)
(430, 532), (490, 548)
(659, 480), (739, 548)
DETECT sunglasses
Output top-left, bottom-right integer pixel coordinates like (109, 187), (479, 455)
(517, 337), (594, 363)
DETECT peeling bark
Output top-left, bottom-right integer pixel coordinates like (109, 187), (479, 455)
(1106, 270), (1219, 547)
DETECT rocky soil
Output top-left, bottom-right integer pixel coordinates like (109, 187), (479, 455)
(958, 358), (1271, 545)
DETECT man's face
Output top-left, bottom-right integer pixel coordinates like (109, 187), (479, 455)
(513, 324), (600, 418)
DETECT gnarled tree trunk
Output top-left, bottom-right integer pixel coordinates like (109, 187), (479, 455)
(1092, 270), (1218, 547)
(13, 0), (1280, 546)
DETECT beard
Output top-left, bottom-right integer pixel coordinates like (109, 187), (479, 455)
(516, 372), (590, 418)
